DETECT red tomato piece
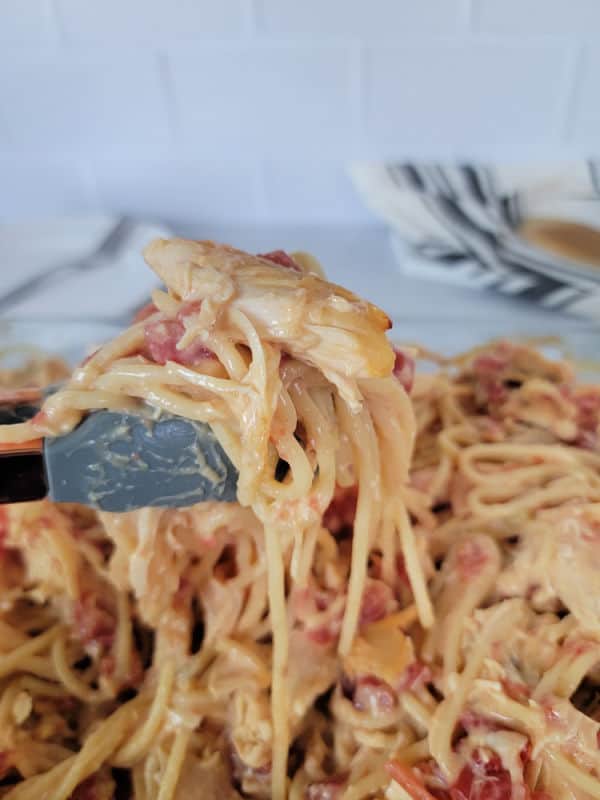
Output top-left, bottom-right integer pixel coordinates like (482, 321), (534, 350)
(305, 775), (347, 800)
(353, 675), (397, 714)
(143, 318), (213, 366)
(258, 250), (301, 271)
(450, 751), (512, 800)
(393, 348), (415, 393)
(132, 301), (158, 322)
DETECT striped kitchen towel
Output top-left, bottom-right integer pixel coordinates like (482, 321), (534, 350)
(351, 161), (600, 317)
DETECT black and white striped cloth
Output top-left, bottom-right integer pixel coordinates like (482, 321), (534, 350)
(351, 162), (600, 317)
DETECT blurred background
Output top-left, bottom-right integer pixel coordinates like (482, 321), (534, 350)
(2, 0), (597, 224)
(1, 0), (600, 337)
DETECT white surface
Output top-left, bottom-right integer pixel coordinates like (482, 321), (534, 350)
(0, 217), (168, 317)
(0, 0), (596, 224)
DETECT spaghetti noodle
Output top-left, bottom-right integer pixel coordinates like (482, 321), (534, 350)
(0, 240), (599, 799)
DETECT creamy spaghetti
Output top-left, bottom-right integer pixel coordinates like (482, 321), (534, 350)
(0, 240), (598, 799)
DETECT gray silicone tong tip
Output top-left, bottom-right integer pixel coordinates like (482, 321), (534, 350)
(45, 410), (239, 512)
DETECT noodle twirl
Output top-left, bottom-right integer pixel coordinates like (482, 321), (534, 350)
(0, 240), (598, 799)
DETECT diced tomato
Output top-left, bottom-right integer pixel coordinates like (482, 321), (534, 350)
(305, 775), (347, 800)
(143, 318), (213, 366)
(100, 648), (142, 688)
(69, 775), (98, 800)
(410, 466), (436, 494)
(133, 301), (158, 323)
(574, 390), (600, 420)
(478, 416), (505, 442)
(32, 410), (47, 425)
(359, 579), (395, 625)
(305, 625), (338, 645)
(411, 760), (451, 800)
(99, 654), (115, 677)
(258, 250), (301, 272)
(393, 348), (415, 393)
(520, 740), (531, 767)
(450, 751), (512, 800)
(396, 553), (411, 586)
(73, 593), (115, 648)
(575, 429), (598, 450)
(0, 508), (8, 556)
(305, 600), (343, 645)
(176, 299), (203, 321)
(353, 675), (397, 714)
(479, 377), (508, 408)
(455, 539), (488, 578)
(397, 660), (431, 693)
(323, 485), (357, 535)
(501, 679), (531, 704)
(292, 585), (342, 645)
(386, 761), (439, 800)
(573, 390), (600, 450)
(564, 637), (595, 656)
(472, 343), (515, 378)
(174, 576), (195, 605)
(229, 744), (271, 788)
(472, 348), (514, 410)
(459, 711), (504, 734)
(472, 351), (510, 377)
(0, 751), (13, 780)
(69, 773), (115, 800)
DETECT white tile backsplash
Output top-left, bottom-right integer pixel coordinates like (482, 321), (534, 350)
(256, 0), (465, 36)
(0, 0), (596, 224)
(364, 40), (572, 158)
(167, 43), (358, 158)
(476, 0), (600, 35)
(0, 0), (57, 43)
(54, 0), (250, 43)
(567, 46), (600, 146)
(0, 157), (92, 219)
(261, 162), (372, 223)
(90, 158), (261, 224)
(0, 51), (170, 157)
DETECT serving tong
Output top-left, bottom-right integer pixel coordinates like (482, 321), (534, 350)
(0, 397), (238, 511)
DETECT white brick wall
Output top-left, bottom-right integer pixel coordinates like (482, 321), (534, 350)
(0, 0), (596, 225)
(363, 40), (571, 158)
(255, 0), (467, 36)
(54, 0), (250, 42)
(168, 43), (359, 158)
